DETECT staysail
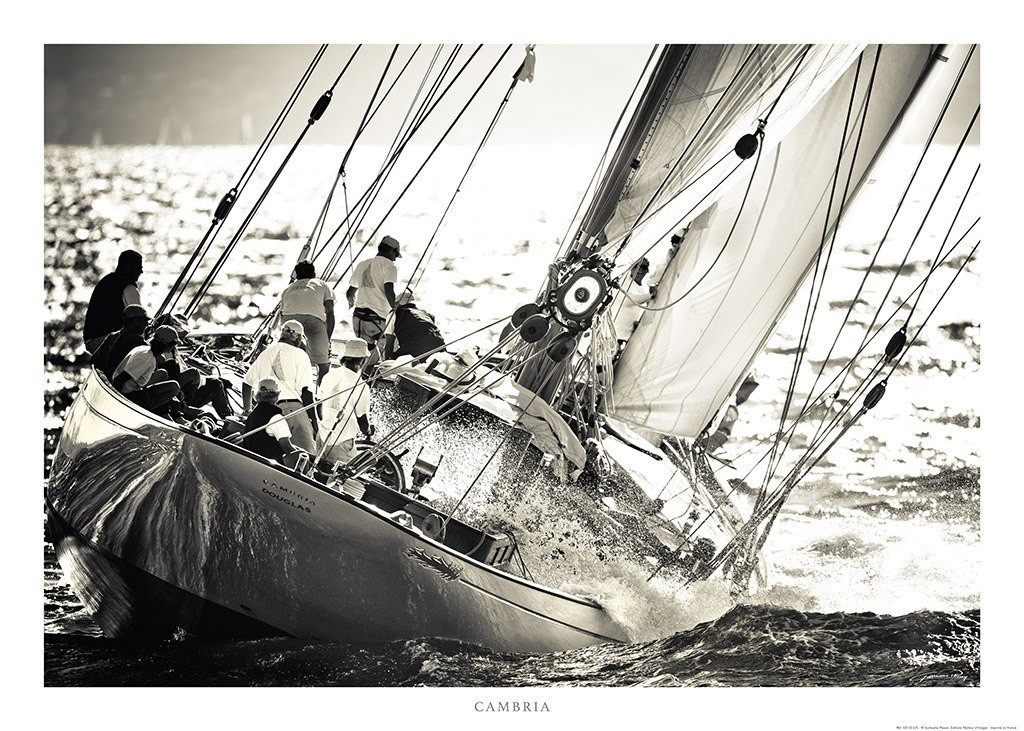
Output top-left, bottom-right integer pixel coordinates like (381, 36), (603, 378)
(609, 44), (942, 438)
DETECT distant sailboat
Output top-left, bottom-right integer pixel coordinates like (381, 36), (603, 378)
(180, 123), (193, 146)
(90, 129), (103, 148)
(156, 117), (171, 145)
(240, 113), (254, 145)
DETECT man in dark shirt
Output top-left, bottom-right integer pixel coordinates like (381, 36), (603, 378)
(382, 290), (447, 362)
(83, 250), (145, 353)
(90, 304), (150, 378)
(242, 377), (305, 468)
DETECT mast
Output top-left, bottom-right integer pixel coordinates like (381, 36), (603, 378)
(574, 45), (693, 257)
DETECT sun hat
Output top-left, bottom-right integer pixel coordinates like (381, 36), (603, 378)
(257, 377), (281, 394)
(342, 338), (371, 359)
(397, 290), (414, 307)
(380, 235), (402, 257)
(281, 319), (305, 337)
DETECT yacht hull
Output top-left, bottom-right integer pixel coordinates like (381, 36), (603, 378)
(46, 371), (626, 653)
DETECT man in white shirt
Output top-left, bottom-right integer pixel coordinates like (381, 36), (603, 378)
(111, 325), (182, 416)
(243, 320), (319, 452)
(346, 235), (401, 359)
(318, 338), (372, 464)
(280, 259), (335, 383)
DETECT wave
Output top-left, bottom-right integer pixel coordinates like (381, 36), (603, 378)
(43, 605), (979, 687)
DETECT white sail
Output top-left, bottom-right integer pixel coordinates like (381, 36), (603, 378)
(518, 45), (866, 402)
(609, 44), (947, 437)
(595, 44), (867, 263)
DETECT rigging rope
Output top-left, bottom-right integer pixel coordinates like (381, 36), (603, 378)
(820, 45), (978, 408)
(245, 45), (476, 347)
(605, 44), (764, 262)
(651, 46), (981, 589)
(326, 45), (515, 295)
(312, 45), (486, 286)
(549, 44), (661, 270)
(157, 44), (329, 319)
(406, 49), (532, 295)
(183, 48), (359, 319)
(314, 46), (460, 281)
(761, 50), (872, 487)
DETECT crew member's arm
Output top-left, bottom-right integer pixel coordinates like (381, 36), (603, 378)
(113, 350), (148, 392)
(301, 387), (319, 436)
(266, 414), (305, 467)
(384, 282), (396, 310)
(356, 385), (372, 437)
(158, 347), (182, 379)
(324, 299), (335, 338)
(112, 371), (135, 392)
(241, 383), (252, 415)
(346, 286), (357, 309)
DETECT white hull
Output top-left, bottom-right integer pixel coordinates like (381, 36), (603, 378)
(46, 370), (627, 653)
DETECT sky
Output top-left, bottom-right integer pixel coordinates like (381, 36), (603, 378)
(44, 44), (655, 147)
(43, 42), (980, 153)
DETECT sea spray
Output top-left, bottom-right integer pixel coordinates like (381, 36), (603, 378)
(561, 565), (737, 643)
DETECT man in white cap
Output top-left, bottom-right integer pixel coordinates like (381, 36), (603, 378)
(242, 376), (307, 467)
(318, 338), (373, 464)
(346, 235), (401, 356)
(279, 259), (335, 384)
(243, 319), (318, 452)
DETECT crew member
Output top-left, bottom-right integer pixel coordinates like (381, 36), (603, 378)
(242, 319), (318, 452)
(318, 338), (373, 464)
(110, 325), (182, 416)
(242, 376), (307, 468)
(346, 235), (401, 358)
(382, 289), (447, 362)
(280, 259), (335, 383)
(83, 250), (145, 353)
(91, 304), (149, 378)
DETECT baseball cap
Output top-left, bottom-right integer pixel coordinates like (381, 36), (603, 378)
(154, 325), (179, 344)
(380, 235), (401, 257)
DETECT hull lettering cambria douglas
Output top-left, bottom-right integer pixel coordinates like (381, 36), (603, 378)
(260, 486), (313, 513)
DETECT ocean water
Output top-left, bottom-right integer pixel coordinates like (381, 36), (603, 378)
(41, 145), (985, 701)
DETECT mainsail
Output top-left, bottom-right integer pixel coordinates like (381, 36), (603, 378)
(580, 44), (866, 262)
(517, 44), (868, 404)
(608, 44), (947, 437)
